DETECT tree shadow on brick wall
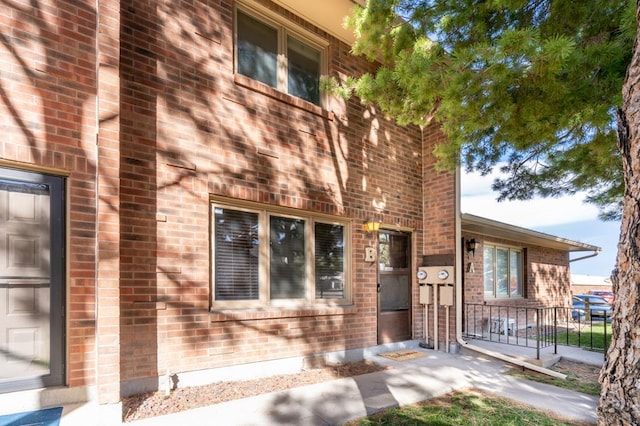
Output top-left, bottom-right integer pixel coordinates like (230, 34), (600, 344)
(0, 0), (98, 403)
(116, 0), (366, 398)
(118, 1), (428, 414)
(532, 261), (572, 306)
(117, 1), (161, 396)
(0, 0), (427, 420)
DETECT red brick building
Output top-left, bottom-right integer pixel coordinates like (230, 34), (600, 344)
(0, 0), (602, 420)
(461, 214), (600, 335)
(0, 0), (457, 419)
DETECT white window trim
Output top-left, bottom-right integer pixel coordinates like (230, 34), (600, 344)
(210, 197), (351, 309)
(234, 0), (329, 106)
(483, 243), (524, 299)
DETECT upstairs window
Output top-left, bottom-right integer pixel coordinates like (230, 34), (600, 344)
(236, 12), (278, 89)
(211, 200), (349, 308)
(483, 244), (523, 298)
(235, 4), (326, 106)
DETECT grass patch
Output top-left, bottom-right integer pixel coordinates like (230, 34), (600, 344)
(348, 390), (582, 425)
(509, 367), (601, 396)
(556, 323), (611, 350)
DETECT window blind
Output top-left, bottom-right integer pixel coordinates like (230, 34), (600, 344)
(214, 208), (259, 300)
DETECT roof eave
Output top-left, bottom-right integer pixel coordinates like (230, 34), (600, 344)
(461, 213), (601, 253)
(271, 0), (364, 45)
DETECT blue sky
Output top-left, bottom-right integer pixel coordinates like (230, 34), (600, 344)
(461, 170), (620, 277)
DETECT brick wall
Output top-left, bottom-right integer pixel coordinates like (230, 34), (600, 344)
(462, 233), (572, 333)
(0, 0), (456, 401)
(114, 0), (455, 392)
(462, 234), (571, 307)
(0, 0), (100, 395)
(420, 125), (456, 347)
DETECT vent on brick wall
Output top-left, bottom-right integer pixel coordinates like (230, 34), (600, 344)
(257, 147), (279, 159)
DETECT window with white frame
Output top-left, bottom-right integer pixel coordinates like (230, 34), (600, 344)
(483, 244), (523, 298)
(211, 200), (349, 307)
(235, 3), (327, 106)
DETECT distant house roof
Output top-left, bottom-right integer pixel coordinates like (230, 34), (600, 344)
(461, 213), (601, 253)
(571, 274), (612, 286)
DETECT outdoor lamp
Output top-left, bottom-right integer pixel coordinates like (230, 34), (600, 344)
(363, 219), (381, 233)
(466, 238), (478, 256)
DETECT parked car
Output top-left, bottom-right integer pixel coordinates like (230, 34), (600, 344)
(589, 290), (614, 304)
(572, 294), (612, 320)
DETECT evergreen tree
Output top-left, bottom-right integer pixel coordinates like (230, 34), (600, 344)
(340, 1), (639, 423)
(336, 0), (634, 220)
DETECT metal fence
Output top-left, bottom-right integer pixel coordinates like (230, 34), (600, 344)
(463, 303), (611, 359)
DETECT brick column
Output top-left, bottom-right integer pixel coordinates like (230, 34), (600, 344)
(96, 0), (121, 407)
(421, 123), (457, 349)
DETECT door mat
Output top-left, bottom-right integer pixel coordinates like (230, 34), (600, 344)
(0, 407), (62, 426)
(378, 349), (427, 362)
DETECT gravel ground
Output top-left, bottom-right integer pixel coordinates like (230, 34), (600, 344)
(122, 358), (600, 423)
(122, 360), (389, 422)
(551, 359), (601, 383)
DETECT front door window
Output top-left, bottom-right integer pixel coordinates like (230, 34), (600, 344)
(377, 230), (412, 343)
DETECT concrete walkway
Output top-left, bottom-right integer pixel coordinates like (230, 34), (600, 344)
(54, 343), (601, 425)
(468, 338), (606, 367)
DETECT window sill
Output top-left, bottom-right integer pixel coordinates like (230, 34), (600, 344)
(232, 74), (334, 121)
(210, 304), (357, 322)
(484, 296), (525, 302)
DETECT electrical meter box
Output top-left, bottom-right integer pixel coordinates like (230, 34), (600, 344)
(419, 285), (432, 304)
(416, 266), (454, 284)
(440, 285), (454, 306)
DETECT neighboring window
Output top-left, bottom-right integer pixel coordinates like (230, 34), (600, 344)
(211, 201), (349, 307)
(483, 244), (523, 298)
(235, 5), (326, 105)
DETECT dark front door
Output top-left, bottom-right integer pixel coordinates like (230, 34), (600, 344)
(0, 168), (65, 393)
(377, 230), (411, 344)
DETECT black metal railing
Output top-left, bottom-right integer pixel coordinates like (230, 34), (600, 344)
(463, 303), (611, 359)
(554, 305), (611, 351)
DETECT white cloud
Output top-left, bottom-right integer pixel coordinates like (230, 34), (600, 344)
(461, 170), (600, 228)
(460, 171), (496, 196)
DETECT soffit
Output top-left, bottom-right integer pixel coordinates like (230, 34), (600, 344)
(271, 0), (364, 44)
(462, 213), (600, 253)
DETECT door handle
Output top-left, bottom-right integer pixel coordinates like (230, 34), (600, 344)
(377, 283), (381, 293)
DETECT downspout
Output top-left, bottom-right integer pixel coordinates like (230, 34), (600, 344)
(570, 250), (601, 263)
(453, 167), (567, 379)
(93, 0), (101, 398)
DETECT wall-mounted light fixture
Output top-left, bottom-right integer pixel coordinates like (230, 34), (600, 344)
(466, 238), (478, 256)
(363, 219), (381, 233)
